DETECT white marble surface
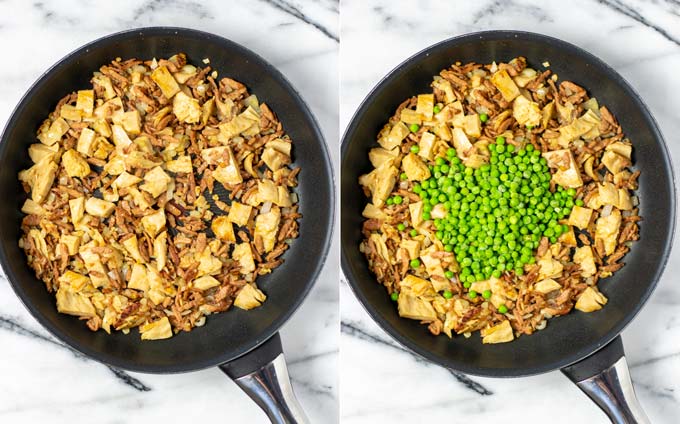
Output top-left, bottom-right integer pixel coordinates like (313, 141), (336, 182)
(340, 0), (680, 422)
(0, 1), (338, 423)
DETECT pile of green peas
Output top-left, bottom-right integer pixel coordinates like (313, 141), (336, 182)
(410, 136), (578, 287)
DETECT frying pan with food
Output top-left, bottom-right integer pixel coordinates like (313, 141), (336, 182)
(0, 27), (334, 424)
(341, 31), (674, 423)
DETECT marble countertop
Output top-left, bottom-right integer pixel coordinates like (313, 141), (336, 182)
(340, 0), (680, 423)
(0, 1), (338, 423)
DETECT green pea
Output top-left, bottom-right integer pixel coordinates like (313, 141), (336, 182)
(410, 259), (421, 268)
(443, 290), (453, 299)
(498, 304), (508, 314)
(397, 125), (579, 283)
(409, 123), (420, 133)
(391, 292), (399, 301)
(397, 223), (406, 231)
(480, 113), (489, 123)
(410, 229), (418, 237)
(468, 290), (478, 299)
(482, 290), (492, 299)
(410, 145), (420, 154)
(433, 105), (442, 114)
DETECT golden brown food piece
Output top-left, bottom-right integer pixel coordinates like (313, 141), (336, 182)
(150, 66), (180, 98)
(512, 95), (541, 127)
(140, 317), (173, 340)
(234, 284), (267, 310)
(596, 208), (622, 256)
(402, 153), (431, 181)
(490, 69), (520, 101)
(482, 321), (514, 344)
(534, 278), (561, 294)
(575, 287), (608, 312)
(211, 216), (236, 242)
(382, 122), (410, 150)
(398, 293), (437, 321)
(568, 205), (593, 229)
(255, 207), (281, 252)
(543, 149), (583, 188)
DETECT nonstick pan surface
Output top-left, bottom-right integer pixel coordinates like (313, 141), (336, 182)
(0, 27), (334, 374)
(341, 31), (675, 377)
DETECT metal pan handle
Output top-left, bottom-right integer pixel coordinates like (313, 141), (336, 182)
(561, 336), (649, 424)
(219, 332), (309, 424)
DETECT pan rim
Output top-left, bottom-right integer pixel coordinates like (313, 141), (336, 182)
(340, 29), (676, 377)
(0, 26), (335, 374)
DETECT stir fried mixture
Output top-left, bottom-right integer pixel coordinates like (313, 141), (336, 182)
(18, 54), (301, 340)
(359, 57), (640, 343)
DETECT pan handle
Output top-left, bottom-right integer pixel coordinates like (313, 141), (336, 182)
(561, 336), (649, 424)
(219, 332), (309, 424)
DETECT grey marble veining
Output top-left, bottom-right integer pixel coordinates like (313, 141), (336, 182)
(0, 1), (338, 423)
(340, 0), (680, 422)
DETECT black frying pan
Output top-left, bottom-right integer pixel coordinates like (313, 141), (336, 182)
(0, 27), (334, 423)
(341, 31), (675, 423)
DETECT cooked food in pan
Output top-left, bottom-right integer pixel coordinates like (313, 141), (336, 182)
(359, 57), (640, 343)
(18, 54), (301, 340)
